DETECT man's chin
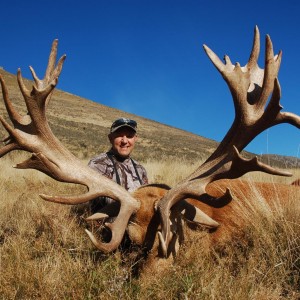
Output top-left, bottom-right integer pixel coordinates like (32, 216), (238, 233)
(118, 151), (130, 158)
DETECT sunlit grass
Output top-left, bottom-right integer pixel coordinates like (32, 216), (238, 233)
(0, 153), (299, 299)
(144, 156), (299, 186)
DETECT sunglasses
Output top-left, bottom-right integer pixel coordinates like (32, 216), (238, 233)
(111, 118), (137, 130)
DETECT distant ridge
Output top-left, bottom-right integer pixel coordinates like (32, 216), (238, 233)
(0, 69), (299, 169)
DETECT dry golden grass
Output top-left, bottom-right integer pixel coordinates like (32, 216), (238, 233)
(1, 153), (299, 299)
(144, 156), (300, 187)
(143, 156), (204, 186)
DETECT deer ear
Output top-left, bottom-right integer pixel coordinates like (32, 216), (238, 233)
(182, 203), (219, 229)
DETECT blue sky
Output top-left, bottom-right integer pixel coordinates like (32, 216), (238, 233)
(0, 0), (299, 157)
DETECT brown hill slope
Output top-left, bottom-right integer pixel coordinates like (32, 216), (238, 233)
(0, 68), (298, 169)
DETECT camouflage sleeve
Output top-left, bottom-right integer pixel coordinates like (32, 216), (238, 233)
(88, 153), (114, 180)
(135, 162), (149, 185)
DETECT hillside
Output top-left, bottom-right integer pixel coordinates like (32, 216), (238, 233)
(0, 68), (299, 169)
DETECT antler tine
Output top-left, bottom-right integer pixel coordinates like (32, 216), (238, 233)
(203, 45), (227, 73)
(0, 76), (25, 126)
(44, 39), (58, 82)
(257, 35), (282, 109)
(84, 201), (139, 252)
(247, 25), (260, 70)
(29, 40), (66, 111)
(0, 39), (141, 253)
(0, 76), (25, 155)
(29, 39), (66, 90)
(18, 68), (55, 111)
(157, 26), (300, 256)
(276, 111), (300, 128)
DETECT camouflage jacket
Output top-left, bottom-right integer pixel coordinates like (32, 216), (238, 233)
(88, 150), (148, 192)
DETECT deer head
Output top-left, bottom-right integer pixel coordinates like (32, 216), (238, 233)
(0, 27), (299, 262)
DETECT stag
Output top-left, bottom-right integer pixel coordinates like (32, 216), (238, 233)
(0, 27), (299, 268)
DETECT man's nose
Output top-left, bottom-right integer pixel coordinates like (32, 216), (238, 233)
(121, 135), (128, 143)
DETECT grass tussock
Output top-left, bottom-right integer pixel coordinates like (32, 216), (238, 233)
(0, 153), (300, 299)
(143, 156), (204, 186)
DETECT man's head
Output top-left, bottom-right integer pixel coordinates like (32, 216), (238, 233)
(108, 118), (138, 158)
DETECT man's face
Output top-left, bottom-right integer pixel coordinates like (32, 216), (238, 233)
(109, 127), (137, 158)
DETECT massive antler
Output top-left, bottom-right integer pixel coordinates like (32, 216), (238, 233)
(0, 40), (140, 252)
(157, 26), (300, 255)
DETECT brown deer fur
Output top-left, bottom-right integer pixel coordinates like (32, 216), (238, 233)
(126, 179), (299, 265)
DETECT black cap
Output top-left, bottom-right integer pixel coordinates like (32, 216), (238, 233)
(110, 118), (137, 133)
